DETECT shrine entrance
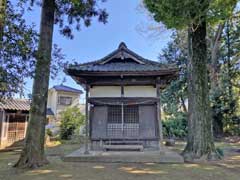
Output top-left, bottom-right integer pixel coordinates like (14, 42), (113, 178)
(107, 105), (139, 138)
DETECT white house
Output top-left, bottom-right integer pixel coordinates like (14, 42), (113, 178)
(47, 84), (83, 121)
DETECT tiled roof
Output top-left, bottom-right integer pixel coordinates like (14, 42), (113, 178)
(52, 85), (82, 94)
(71, 62), (171, 72)
(0, 98), (30, 111)
(66, 42), (177, 74)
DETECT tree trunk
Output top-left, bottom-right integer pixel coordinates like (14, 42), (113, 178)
(226, 20), (233, 99)
(183, 21), (221, 162)
(210, 23), (224, 90)
(14, 0), (55, 168)
(210, 23), (225, 137)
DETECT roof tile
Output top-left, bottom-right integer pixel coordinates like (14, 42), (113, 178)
(66, 42), (177, 74)
(0, 99), (30, 111)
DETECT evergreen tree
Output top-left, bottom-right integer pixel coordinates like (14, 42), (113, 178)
(212, 16), (240, 136)
(160, 20), (240, 138)
(144, 0), (237, 161)
(160, 32), (188, 138)
(160, 32), (188, 113)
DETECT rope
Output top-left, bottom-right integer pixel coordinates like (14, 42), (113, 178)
(89, 99), (157, 106)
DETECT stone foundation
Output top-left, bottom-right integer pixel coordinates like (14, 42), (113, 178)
(63, 147), (184, 163)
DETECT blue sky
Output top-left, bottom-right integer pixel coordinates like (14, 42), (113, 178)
(22, 0), (172, 97)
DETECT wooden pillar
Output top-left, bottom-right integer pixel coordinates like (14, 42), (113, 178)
(121, 81), (124, 135)
(156, 84), (163, 150)
(24, 115), (29, 137)
(84, 85), (90, 154)
(1, 113), (9, 147)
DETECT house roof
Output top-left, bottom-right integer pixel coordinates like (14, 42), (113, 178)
(66, 42), (177, 75)
(0, 98), (30, 111)
(52, 85), (82, 94)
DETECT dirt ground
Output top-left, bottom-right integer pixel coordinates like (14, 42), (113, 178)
(0, 140), (239, 180)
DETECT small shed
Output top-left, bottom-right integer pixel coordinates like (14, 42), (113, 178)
(0, 99), (30, 148)
(66, 42), (178, 151)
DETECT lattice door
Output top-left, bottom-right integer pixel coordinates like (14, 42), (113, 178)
(7, 115), (27, 144)
(107, 105), (122, 137)
(107, 105), (139, 137)
(123, 105), (139, 137)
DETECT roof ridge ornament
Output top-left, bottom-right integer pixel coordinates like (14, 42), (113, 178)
(99, 42), (146, 65)
(118, 42), (127, 49)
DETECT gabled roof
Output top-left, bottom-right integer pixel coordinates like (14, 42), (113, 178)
(66, 42), (177, 75)
(99, 42), (146, 65)
(52, 85), (82, 94)
(0, 98), (30, 111)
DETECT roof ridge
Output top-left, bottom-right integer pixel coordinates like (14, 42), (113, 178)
(52, 84), (82, 93)
(1, 98), (30, 101)
(65, 42), (178, 74)
(67, 42), (161, 68)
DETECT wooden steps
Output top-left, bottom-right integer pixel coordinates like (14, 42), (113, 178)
(103, 140), (143, 151)
(104, 140), (143, 145)
(103, 144), (143, 151)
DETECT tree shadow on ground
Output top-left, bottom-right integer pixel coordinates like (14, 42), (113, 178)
(0, 140), (239, 180)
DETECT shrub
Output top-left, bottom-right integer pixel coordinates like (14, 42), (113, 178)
(46, 128), (53, 137)
(163, 112), (187, 138)
(60, 106), (85, 140)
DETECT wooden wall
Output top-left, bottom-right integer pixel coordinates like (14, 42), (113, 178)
(139, 105), (156, 138)
(90, 106), (108, 139)
(90, 104), (158, 140)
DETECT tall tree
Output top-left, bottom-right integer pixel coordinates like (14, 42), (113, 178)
(213, 16), (240, 136)
(209, 10), (240, 136)
(144, 0), (237, 161)
(209, 23), (226, 136)
(160, 32), (188, 115)
(160, 34), (188, 138)
(14, 0), (107, 168)
(15, 0), (55, 168)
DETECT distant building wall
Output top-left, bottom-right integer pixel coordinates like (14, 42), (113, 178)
(47, 89), (81, 120)
(56, 91), (80, 119)
(47, 89), (58, 115)
(78, 104), (85, 115)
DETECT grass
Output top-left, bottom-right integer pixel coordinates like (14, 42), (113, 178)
(0, 140), (239, 180)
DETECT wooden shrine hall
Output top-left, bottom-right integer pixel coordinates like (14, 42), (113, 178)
(65, 42), (178, 152)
